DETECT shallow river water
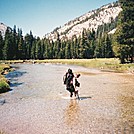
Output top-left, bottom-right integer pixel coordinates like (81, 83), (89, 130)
(0, 63), (134, 134)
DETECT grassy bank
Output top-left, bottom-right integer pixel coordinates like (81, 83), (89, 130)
(35, 58), (134, 73)
(1, 58), (134, 73)
(0, 64), (10, 93)
(0, 58), (133, 93)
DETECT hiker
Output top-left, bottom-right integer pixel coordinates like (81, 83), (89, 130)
(63, 69), (80, 98)
(63, 68), (75, 97)
(74, 74), (80, 97)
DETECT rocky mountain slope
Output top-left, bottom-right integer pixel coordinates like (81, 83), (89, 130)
(0, 23), (8, 37)
(45, 2), (122, 41)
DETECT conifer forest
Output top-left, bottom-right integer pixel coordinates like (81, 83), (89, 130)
(0, 0), (133, 64)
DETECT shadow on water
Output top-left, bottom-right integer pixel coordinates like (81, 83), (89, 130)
(64, 96), (92, 127)
(5, 70), (27, 88)
(5, 70), (27, 79)
(79, 96), (92, 100)
(10, 82), (24, 87)
(64, 100), (80, 126)
(118, 95), (134, 132)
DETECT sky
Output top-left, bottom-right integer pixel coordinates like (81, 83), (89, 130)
(0, 0), (117, 38)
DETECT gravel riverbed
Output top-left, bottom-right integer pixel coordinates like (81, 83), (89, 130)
(0, 63), (134, 134)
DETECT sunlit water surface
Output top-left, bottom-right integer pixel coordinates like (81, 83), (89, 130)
(0, 63), (134, 134)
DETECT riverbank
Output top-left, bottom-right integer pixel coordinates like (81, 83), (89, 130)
(1, 58), (134, 73)
(0, 64), (12, 93)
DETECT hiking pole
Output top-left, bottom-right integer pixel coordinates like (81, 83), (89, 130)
(77, 91), (80, 100)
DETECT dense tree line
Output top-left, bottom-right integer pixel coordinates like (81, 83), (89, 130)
(0, 0), (133, 63)
(0, 25), (114, 60)
(113, 0), (134, 63)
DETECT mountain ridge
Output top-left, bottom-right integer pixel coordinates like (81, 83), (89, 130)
(0, 23), (8, 37)
(0, 2), (122, 39)
(45, 1), (122, 41)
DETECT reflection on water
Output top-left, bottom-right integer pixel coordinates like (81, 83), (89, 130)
(119, 95), (134, 133)
(65, 100), (80, 127)
(6, 70), (27, 78)
(117, 76), (134, 133)
(79, 96), (92, 100)
(5, 70), (26, 88)
(0, 64), (134, 134)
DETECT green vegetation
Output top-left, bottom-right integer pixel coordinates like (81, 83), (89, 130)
(113, 0), (134, 63)
(0, 58), (133, 93)
(0, 64), (10, 93)
(0, 20), (115, 61)
(0, 80), (10, 93)
(0, 64), (10, 73)
(0, 1), (133, 64)
(6, 58), (132, 73)
(41, 58), (134, 73)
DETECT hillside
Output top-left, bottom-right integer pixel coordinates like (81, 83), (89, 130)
(45, 1), (122, 41)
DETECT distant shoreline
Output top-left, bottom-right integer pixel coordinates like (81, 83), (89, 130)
(0, 58), (134, 74)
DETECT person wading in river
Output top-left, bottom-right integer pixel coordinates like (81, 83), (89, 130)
(63, 69), (80, 98)
(63, 69), (75, 97)
(73, 73), (80, 99)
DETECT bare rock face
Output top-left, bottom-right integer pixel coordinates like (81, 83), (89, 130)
(45, 2), (122, 41)
(0, 23), (8, 37)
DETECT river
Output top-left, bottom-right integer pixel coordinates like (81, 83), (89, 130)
(0, 63), (134, 134)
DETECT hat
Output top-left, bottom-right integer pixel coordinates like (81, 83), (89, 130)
(68, 68), (72, 74)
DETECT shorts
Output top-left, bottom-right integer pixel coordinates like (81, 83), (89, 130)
(66, 85), (75, 92)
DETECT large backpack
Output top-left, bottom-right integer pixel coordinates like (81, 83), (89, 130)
(63, 72), (68, 85)
(63, 72), (74, 85)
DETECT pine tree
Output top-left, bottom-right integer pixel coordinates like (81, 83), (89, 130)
(114, 0), (134, 63)
(24, 31), (34, 59)
(17, 29), (24, 59)
(87, 30), (96, 58)
(12, 25), (18, 59)
(0, 32), (4, 59)
(31, 40), (36, 59)
(55, 32), (61, 58)
(72, 35), (78, 58)
(58, 41), (65, 59)
(94, 37), (103, 58)
(76, 37), (80, 58)
(43, 38), (49, 59)
(105, 34), (113, 58)
(65, 41), (71, 59)
(49, 40), (54, 59)
(70, 38), (75, 58)
(79, 29), (89, 58)
(35, 38), (42, 59)
(3, 27), (13, 60)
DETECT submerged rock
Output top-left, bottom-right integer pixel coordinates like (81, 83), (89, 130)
(0, 98), (6, 105)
